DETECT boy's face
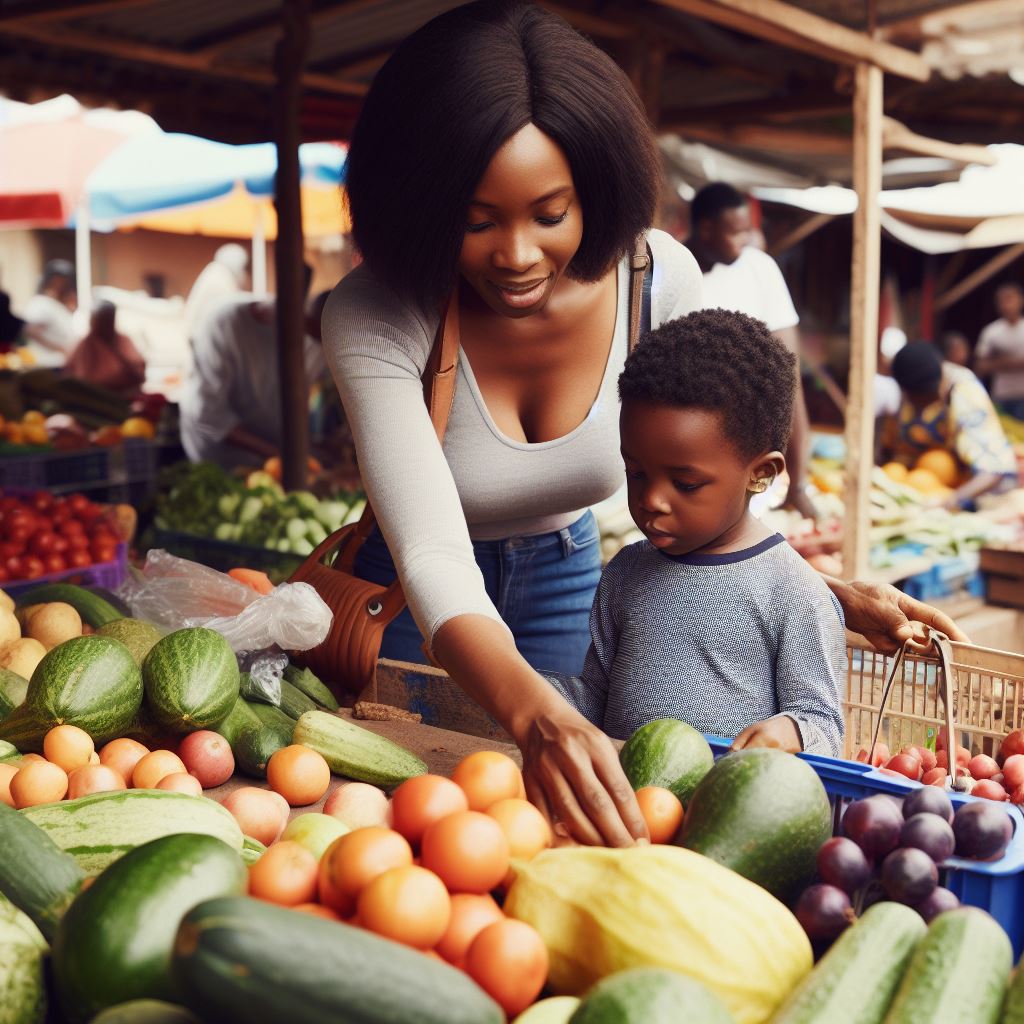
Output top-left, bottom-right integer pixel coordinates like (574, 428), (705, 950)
(620, 401), (779, 557)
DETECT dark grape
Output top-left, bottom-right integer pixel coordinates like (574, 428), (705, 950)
(881, 847), (938, 904)
(902, 786), (954, 823)
(795, 884), (853, 941)
(843, 795), (903, 859)
(816, 837), (872, 894)
(953, 802), (1013, 860)
(914, 886), (960, 923)
(899, 813), (956, 864)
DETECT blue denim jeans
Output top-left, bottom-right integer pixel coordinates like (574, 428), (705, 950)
(352, 511), (602, 676)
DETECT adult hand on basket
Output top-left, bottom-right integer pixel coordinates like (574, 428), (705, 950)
(829, 579), (970, 654)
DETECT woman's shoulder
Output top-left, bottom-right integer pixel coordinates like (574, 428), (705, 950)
(322, 263), (438, 362)
(644, 228), (703, 324)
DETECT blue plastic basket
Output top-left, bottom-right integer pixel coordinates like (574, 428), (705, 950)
(704, 736), (1024, 955)
(2, 543), (129, 599)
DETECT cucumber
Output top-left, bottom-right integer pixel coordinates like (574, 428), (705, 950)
(883, 907), (1011, 1024)
(278, 679), (317, 720)
(172, 896), (504, 1024)
(215, 698), (286, 779)
(0, 892), (47, 1024)
(283, 664), (339, 712)
(52, 834), (247, 1023)
(570, 967), (733, 1023)
(0, 802), (86, 941)
(90, 1001), (199, 1024)
(13, 584), (123, 628)
(143, 628), (240, 733)
(245, 700), (296, 745)
(21, 789), (245, 875)
(292, 709), (427, 788)
(770, 902), (926, 1023)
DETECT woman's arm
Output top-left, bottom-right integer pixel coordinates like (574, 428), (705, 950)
(940, 470), (1003, 510)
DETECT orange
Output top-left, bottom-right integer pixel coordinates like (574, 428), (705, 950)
(132, 750), (186, 789)
(915, 448), (959, 488)
(318, 827), (413, 916)
(120, 416), (155, 439)
(22, 423), (49, 446)
(21, 410), (45, 425)
(67, 765), (126, 800)
(420, 811), (510, 894)
(486, 798), (553, 862)
(292, 903), (342, 921)
(389, 774), (468, 847)
(43, 724), (95, 773)
(905, 467), (945, 496)
(99, 737), (150, 783)
(635, 786), (684, 844)
(435, 893), (505, 969)
(0, 763), (18, 807)
(267, 744), (331, 806)
(155, 772), (203, 796)
(465, 919), (549, 1018)
(451, 751), (525, 811)
(357, 864), (451, 949)
(249, 840), (319, 906)
(11, 760), (68, 807)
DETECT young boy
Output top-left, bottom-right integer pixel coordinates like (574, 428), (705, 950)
(551, 308), (846, 755)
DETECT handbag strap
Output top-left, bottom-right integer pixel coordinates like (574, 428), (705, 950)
(629, 235), (652, 352)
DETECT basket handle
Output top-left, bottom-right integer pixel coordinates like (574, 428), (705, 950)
(868, 627), (959, 788)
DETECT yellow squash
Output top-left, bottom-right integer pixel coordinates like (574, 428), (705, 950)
(504, 845), (812, 1024)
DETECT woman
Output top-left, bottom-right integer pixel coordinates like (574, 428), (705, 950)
(324, 0), (963, 846)
(885, 341), (1017, 509)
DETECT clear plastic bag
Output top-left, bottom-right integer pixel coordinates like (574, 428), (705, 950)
(120, 550), (333, 655)
(240, 651), (288, 706)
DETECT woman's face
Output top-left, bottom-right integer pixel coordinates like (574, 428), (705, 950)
(458, 123), (583, 319)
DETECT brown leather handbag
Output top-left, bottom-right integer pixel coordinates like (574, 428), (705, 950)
(287, 238), (652, 704)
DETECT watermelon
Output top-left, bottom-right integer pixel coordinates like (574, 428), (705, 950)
(0, 637), (142, 751)
(678, 748), (832, 902)
(142, 628), (239, 734)
(96, 619), (164, 667)
(619, 719), (714, 805)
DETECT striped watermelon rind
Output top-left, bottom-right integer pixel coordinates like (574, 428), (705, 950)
(142, 627), (240, 734)
(619, 718), (715, 805)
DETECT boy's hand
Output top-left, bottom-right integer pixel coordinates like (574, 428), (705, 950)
(730, 716), (802, 753)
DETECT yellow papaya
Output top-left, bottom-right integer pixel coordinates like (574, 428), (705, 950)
(504, 845), (811, 1024)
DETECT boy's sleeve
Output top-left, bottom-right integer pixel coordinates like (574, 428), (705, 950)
(774, 586), (847, 757)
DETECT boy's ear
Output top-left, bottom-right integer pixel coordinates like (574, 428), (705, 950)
(747, 451), (786, 494)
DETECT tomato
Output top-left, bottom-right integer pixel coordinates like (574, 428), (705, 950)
(90, 527), (117, 546)
(67, 493), (89, 514)
(52, 535), (69, 554)
(420, 811), (510, 894)
(68, 550), (92, 569)
(465, 919), (549, 1018)
(67, 533), (90, 551)
(30, 492), (54, 513)
(21, 556), (45, 580)
(4, 556), (23, 579)
(0, 496), (23, 514)
(0, 568), (8, 584)
(48, 505), (70, 525)
(59, 519), (84, 536)
(30, 531), (58, 556)
(43, 554), (67, 575)
(6, 524), (31, 546)
(91, 544), (117, 564)
(0, 542), (24, 559)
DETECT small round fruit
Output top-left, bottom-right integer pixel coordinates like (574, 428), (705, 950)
(921, 768), (948, 787)
(280, 812), (350, 860)
(43, 724), (94, 773)
(843, 796), (903, 859)
(26, 602), (82, 651)
(11, 760), (68, 807)
(99, 737), (150, 783)
(358, 864), (451, 948)
(815, 837), (872, 895)
(914, 886), (960, 923)
(292, 903), (342, 921)
(972, 779), (1008, 802)
(881, 847), (938, 904)
(435, 893), (505, 968)
(221, 786), (290, 847)
(968, 754), (1000, 781)
(156, 772), (203, 796)
(421, 811), (510, 894)
(1000, 730), (1024, 762)
(795, 884), (854, 941)
(1003, 755), (1024, 791)
(317, 826), (413, 915)
(465, 919), (549, 1019)
(390, 774), (469, 846)
(884, 754), (922, 781)
(451, 751), (525, 811)
(248, 840), (319, 906)
(899, 813), (955, 863)
(132, 749), (186, 789)
(67, 764), (126, 800)
(177, 730), (234, 788)
(0, 763), (18, 807)
(486, 798), (553, 861)
(953, 801), (1012, 860)
(634, 787), (684, 844)
(267, 744), (331, 807)
(323, 782), (390, 829)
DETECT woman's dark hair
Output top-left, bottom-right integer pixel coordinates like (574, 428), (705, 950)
(344, 0), (660, 309)
(891, 341), (942, 395)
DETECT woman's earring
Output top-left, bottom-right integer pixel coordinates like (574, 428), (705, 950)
(748, 478), (770, 494)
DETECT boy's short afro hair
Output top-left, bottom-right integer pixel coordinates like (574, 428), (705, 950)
(618, 308), (796, 458)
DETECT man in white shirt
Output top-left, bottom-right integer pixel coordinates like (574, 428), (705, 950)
(975, 281), (1024, 421)
(23, 259), (77, 368)
(689, 182), (814, 517)
(179, 291), (328, 468)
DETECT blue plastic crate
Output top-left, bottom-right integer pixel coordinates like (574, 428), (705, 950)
(900, 553), (984, 602)
(704, 736), (1024, 955)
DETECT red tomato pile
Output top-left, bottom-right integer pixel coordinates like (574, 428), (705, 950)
(0, 490), (120, 584)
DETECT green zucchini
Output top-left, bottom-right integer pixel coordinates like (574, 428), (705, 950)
(215, 698), (286, 779)
(770, 902), (926, 1023)
(13, 584), (123, 628)
(0, 892), (47, 1024)
(570, 967), (733, 1023)
(883, 907), (1011, 1024)
(172, 896), (504, 1024)
(278, 679), (317, 720)
(0, 802), (85, 942)
(52, 834), (247, 1023)
(89, 1001), (199, 1024)
(244, 699), (296, 745)
(21, 789), (244, 875)
(292, 709), (427, 788)
(283, 664), (339, 712)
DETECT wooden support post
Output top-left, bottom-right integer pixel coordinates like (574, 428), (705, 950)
(935, 243), (1024, 313)
(842, 62), (883, 581)
(768, 212), (834, 257)
(273, 0), (311, 495)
